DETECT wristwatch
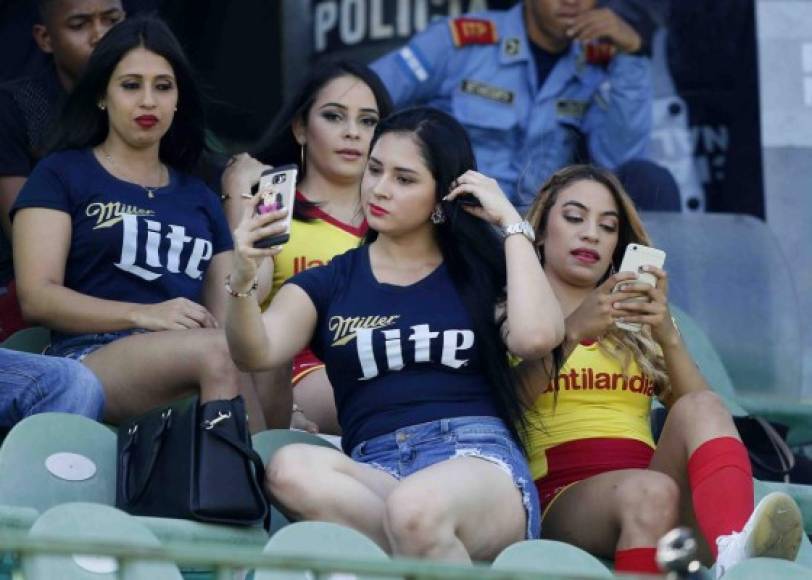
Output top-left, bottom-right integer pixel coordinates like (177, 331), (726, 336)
(502, 220), (536, 243)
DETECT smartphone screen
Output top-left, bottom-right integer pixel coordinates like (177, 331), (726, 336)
(613, 243), (667, 332)
(254, 164), (297, 248)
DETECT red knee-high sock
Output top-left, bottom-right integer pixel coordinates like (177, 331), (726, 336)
(614, 547), (660, 574)
(688, 436), (753, 558)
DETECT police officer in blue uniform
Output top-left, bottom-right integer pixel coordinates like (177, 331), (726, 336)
(372, 0), (656, 213)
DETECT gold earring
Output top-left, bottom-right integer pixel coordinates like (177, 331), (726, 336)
(299, 144), (306, 173)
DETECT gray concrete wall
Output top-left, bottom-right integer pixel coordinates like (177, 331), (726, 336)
(757, 0), (812, 399)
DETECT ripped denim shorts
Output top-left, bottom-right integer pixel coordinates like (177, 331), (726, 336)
(349, 416), (541, 539)
(45, 329), (149, 362)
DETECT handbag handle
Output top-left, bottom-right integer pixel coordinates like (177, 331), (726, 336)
(120, 409), (174, 505)
(748, 416), (795, 482)
(203, 416), (271, 528)
(203, 419), (268, 495)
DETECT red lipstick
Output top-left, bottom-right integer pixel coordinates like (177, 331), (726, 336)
(571, 248), (600, 264)
(368, 203), (389, 217)
(135, 115), (158, 128)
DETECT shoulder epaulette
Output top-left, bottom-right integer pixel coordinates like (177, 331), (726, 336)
(448, 17), (498, 47)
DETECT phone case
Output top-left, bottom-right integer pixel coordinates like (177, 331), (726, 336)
(613, 243), (667, 332)
(254, 164), (298, 249)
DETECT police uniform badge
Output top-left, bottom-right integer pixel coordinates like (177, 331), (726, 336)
(555, 99), (588, 118)
(461, 80), (514, 105)
(448, 17), (498, 47)
(504, 37), (520, 57)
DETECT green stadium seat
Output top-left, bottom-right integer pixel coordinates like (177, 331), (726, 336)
(492, 539), (613, 577)
(644, 212), (812, 445)
(22, 502), (182, 580)
(0, 412), (266, 565)
(794, 531), (812, 569)
(670, 305), (748, 417)
(721, 557), (812, 579)
(0, 413), (117, 517)
(135, 515), (268, 548)
(255, 521), (389, 580)
(252, 429), (340, 537)
(0, 326), (50, 354)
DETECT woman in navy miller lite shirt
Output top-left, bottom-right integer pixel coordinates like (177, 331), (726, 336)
(12, 16), (263, 428)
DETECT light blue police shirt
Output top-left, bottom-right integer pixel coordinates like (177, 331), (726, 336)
(372, 2), (652, 213)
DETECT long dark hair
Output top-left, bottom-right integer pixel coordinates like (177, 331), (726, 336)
(48, 15), (206, 171)
(252, 59), (393, 220)
(364, 107), (531, 449)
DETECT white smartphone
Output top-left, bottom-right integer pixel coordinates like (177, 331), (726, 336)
(253, 164), (297, 248)
(613, 243), (667, 332)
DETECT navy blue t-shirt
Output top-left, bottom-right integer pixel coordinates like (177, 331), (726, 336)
(287, 245), (499, 453)
(12, 149), (233, 341)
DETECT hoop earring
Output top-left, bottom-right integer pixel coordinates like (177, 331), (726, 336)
(299, 144), (306, 174)
(430, 204), (446, 225)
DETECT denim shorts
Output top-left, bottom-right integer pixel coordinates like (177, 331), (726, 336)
(45, 329), (148, 361)
(349, 416), (541, 539)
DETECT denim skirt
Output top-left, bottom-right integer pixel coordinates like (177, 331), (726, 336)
(46, 329), (148, 361)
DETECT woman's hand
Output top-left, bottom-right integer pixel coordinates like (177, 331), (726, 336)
(565, 271), (645, 342)
(612, 266), (679, 344)
(130, 298), (219, 330)
(229, 193), (288, 290)
(444, 170), (522, 228)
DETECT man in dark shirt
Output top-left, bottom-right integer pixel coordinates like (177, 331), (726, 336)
(0, 0), (124, 339)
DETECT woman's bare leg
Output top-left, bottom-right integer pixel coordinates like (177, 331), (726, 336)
(83, 328), (266, 430)
(383, 457), (528, 562)
(648, 390), (743, 563)
(267, 444), (399, 550)
(542, 468), (680, 558)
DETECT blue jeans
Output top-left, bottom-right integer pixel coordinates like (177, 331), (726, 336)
(350, 416), (541, 539)
(0, 348), (105, 428)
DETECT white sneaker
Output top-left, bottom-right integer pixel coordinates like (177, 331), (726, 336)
(714, 491), (803, 578)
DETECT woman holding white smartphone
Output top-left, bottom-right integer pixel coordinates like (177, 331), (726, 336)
(518, 165), (801, 577)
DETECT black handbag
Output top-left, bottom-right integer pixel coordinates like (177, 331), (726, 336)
(116, 396), (269, 527)
(733, 415), (812, 484)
